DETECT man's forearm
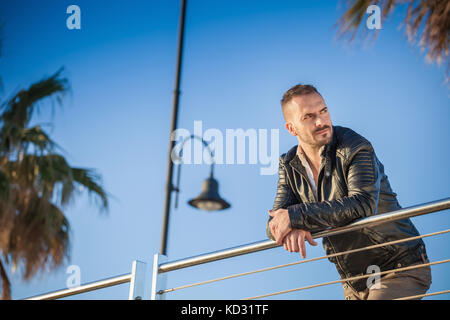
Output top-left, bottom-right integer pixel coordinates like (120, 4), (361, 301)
(287, 192), (377, 232)
(287, 145), (382, 232)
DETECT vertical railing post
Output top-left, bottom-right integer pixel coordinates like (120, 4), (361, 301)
(128, 260), (147, 300)
(151, 253), (167, 300)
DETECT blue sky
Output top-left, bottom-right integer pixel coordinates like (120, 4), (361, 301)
(0, 0), (449, 300)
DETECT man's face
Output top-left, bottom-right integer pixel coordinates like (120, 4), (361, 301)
(284, 93), (333, 148)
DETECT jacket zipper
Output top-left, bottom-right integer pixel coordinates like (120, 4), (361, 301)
(292, 156), (354, 289)
(292, 165), (318, 202)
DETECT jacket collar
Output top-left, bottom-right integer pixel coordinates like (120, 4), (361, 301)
(284, 126), (338, 174)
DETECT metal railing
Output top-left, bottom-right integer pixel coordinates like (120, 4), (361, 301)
(151, 197), (450, 300)
(23, 198), (450, 300)
(26, 260), (147, 300)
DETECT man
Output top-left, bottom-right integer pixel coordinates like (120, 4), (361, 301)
(267, 84), (431, 300)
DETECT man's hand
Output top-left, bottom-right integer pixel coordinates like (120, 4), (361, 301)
(268, 209), (292, 244)
(282, 229), (318, 258)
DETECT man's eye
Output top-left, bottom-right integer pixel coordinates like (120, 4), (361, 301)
(303, 115), (311, 120)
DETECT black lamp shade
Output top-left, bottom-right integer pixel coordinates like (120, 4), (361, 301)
(188, 177), (230, 211)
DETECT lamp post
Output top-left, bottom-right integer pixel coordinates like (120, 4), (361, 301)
(160, 0), (187, 256)
(159, 0), (230, 256)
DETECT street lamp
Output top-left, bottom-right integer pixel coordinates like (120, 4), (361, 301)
(172, 134), (230, 212)
(159, 0), (187, 256)
(159, 0), (231, 255)
(188, 176), (231, 211)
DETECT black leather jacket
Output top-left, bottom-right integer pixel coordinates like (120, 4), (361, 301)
(267, 125), (427, 292)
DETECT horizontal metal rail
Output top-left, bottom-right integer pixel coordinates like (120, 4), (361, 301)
(395, 289), (450, 300)
(244, 258), (450, 300)
(26, 273), (131, 300)
(159, 197), (450, 274)
(159, 228), (450, 295)
(25, 260), (147, 300)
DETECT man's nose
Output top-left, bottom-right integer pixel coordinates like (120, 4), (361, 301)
(315, 117), (324, 127)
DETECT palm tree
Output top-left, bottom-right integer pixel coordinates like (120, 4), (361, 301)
(0, 68), (109, 299)
(336, 0), (449, 76)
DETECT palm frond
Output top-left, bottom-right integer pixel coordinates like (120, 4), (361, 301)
(0, 167), (10, 201)
(7, 195), (70, 280)
(336, 0), (449, 70)
(5, 153), (109, 212)
(405, 0), (450, 64)
(21, 125), (58, 153)
(336, 0), (378, 41)
(71, 167), (109, 212)
(0, 67), (69, 134)
(0, 258), (11, 300)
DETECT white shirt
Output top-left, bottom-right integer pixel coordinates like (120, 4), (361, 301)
(296, 145), (325, 197)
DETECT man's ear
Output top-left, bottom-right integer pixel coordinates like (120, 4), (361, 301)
(285, 122), (297, 136)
